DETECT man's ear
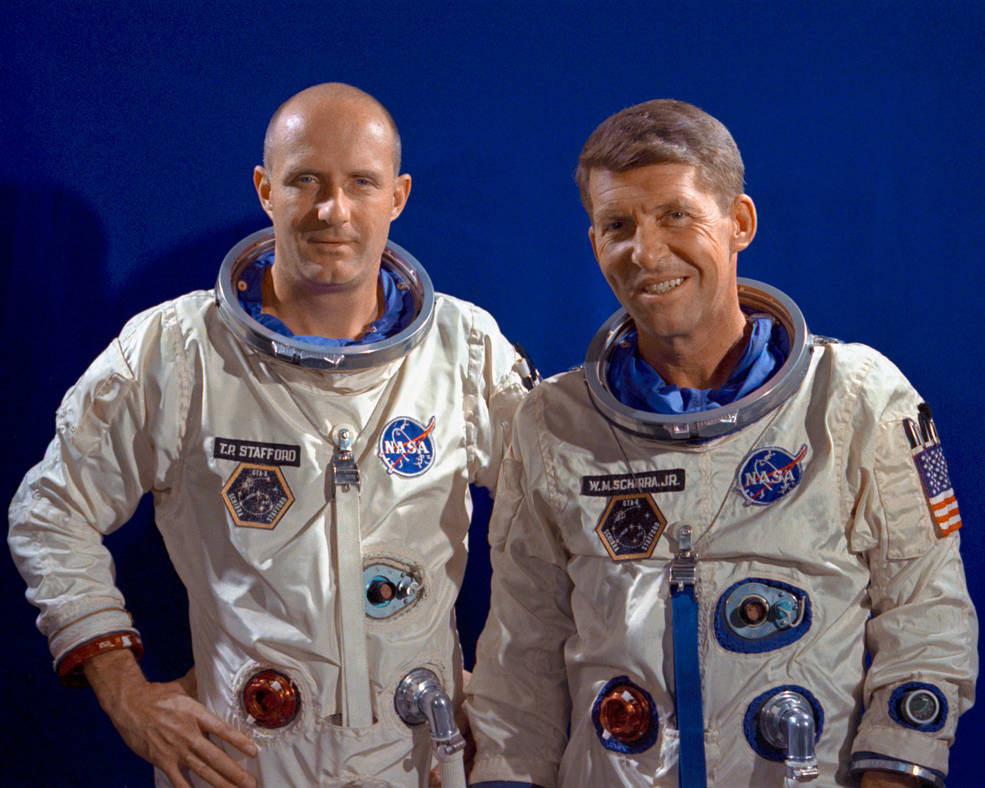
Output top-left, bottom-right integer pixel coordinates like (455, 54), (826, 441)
(730, 194), (757, 251)
(390, 173), (412, 221)
(588, 224), (600, 263)
(254, 166), (273, 219)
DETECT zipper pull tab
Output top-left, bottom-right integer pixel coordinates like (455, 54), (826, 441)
(670, 523), (697, 592)
(331, 425), (360, 494)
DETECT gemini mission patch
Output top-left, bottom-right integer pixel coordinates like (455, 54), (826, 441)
(221, 463), (295, 529)
(595, 493), (667, 561)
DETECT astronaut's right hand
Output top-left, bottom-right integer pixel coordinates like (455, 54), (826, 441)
(83, 649), (259, 788)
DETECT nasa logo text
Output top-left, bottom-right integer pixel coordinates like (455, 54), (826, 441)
(737, 444), (807, 506)
(377, 416), (437, 477)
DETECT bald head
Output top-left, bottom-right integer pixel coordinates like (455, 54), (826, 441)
(262, 83), (402, 174)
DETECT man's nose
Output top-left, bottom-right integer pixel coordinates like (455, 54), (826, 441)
(316, 187), (351, 224)
(630, 221), (667, 269)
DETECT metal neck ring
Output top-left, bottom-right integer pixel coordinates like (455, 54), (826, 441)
(583, 278), (812, 441)
(214, 227), (435, 370)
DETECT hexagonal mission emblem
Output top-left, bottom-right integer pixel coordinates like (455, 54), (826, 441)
(596, 493), (667, 561)
(221, 463), (294, 529)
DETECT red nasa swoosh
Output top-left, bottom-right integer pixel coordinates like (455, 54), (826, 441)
(382, 417), (436, 475)
(750, 444), (807, 499)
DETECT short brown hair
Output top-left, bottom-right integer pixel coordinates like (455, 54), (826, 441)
(575, 99), (744, 213)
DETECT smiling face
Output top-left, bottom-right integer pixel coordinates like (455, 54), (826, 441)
(588, 162), (756, 371)
(253, 91), (410, 301)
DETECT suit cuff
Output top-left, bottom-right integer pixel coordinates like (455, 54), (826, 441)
(850, 751), (945, 787)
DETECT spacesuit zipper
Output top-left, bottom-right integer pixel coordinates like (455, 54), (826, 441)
(331, 426), (372, 727)
(670, 524), (707, 788)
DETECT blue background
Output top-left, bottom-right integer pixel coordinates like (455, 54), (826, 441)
(3, 1), (983, 784)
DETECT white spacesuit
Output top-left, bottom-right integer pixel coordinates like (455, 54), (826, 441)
(8, 229), (531, 787)
(467, 281), (976, 788)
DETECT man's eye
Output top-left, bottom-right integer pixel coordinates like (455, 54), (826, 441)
(604, 221), (625, 233)
(295, 175), (317, 185)
(666, 210), (688, 221)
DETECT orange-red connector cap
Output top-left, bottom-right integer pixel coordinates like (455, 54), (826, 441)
(598, 684), (652, 744)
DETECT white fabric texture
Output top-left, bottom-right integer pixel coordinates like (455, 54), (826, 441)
(467, 340), (976, 788)
(9, 287), (527, 787)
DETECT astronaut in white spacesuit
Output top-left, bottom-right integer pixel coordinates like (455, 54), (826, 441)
(466, 100), (976, 788)
(8, 83), (532, 788)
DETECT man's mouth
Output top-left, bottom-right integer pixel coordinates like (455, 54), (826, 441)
(640, 277), (685, 295)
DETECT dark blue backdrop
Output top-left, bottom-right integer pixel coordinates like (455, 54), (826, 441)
(3, 1), (982, 785)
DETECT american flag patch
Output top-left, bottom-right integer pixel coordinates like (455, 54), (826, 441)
(904, 404), (962, 537)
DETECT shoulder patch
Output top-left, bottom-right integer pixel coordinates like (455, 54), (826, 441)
(904, 404), (961, 536)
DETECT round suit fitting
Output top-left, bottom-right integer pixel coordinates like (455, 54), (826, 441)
(242, 669), (301, 728)
(591, 676), (659, 754)
(899, 689), (941, 726)
(598, 684), (652, 744)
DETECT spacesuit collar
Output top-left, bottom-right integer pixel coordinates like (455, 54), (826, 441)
(606, 316), (786, 415)
(215, 227), (435, 370)
(235, 251), (416, 347)
(584, 279), (812, 441)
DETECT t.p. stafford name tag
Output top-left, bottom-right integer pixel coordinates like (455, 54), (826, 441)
(213, 437), (302, 467)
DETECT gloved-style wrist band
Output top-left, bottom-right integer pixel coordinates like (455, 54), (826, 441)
(56, 631), (143, 688)
(850, 753), (944, 787)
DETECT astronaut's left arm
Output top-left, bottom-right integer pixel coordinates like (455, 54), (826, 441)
(463, 304), (535, 491)
(847, 359), (977, 786)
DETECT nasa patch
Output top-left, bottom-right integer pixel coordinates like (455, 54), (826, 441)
(221, 463), (295, 529)
(736, 444), (807, 506)
(377, 416), (436, 477)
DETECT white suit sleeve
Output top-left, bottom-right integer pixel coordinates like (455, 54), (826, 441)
(467, 391), (574, 788)
(846, 355), (977, 778)
(7, 302), (192, 674)
(463, 303), (531, 492)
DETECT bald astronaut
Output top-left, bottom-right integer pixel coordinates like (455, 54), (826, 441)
(9, 83), (533, 787)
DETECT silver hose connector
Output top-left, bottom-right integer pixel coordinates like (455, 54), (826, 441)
(394, 668), (467, 760)
(758, 690), (819, 784)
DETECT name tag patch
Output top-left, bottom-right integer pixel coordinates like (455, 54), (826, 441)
(214, 438), (301, 467)
(581, 469), (685, 496)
